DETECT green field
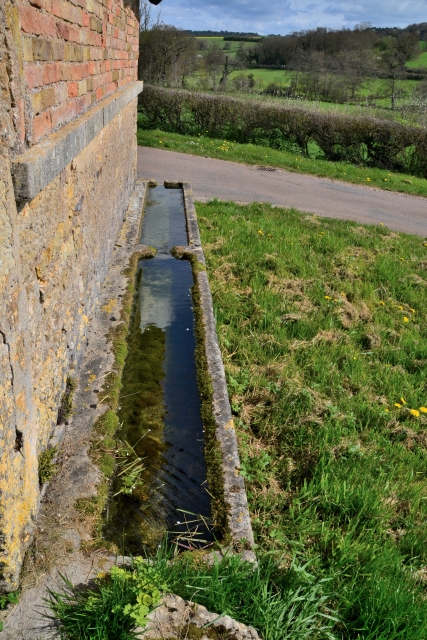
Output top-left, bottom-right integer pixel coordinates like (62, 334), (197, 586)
(197, 199), (427, 638)
(196, 36), (255, 59)
(229, 68), (421, 106)
(407, 50), (427, 68)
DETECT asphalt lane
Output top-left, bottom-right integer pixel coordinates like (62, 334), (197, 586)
(137, 146), (427, 236)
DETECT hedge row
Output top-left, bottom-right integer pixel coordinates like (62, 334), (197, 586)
(138, 85), (427, 177)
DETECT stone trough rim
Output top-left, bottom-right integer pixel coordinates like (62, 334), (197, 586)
(162, 179), (255, 559)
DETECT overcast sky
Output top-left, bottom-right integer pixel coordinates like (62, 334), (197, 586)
(151, 0), (427, 35)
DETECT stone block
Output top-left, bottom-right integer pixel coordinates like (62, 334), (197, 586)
(12, 81), (142, 201)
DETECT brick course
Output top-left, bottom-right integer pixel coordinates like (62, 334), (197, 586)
(15, 0), (139, 144)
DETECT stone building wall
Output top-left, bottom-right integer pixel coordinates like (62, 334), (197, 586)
(0, 0), (142, 590)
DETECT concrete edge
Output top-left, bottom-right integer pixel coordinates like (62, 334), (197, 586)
(177, 180), (255, 556)
(11, 81), (144, 202)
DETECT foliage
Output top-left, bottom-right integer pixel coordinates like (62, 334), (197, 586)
(0, 592), (19, 632)
(0, 592), (19, 610)
(138, 86), (427, 177)
(46, 558), (166, 640)
(158, 550), (339, 640)
(38, 446), (58, 485)
(197, 199), (427, 637)
(47, 545), (340, 640)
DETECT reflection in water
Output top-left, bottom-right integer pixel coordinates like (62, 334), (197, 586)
(106, 186), (211, 553)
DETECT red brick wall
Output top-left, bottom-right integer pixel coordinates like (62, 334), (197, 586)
(16, 0), (139, 143)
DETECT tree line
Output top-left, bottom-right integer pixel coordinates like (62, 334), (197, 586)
(138, 7), (427, 108)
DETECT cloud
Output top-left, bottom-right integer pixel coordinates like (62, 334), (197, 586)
(154, 0), (427, 34)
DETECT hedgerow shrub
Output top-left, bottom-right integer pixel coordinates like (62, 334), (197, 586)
(138, 85), (427, 176)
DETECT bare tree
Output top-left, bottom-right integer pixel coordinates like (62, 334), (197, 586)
(139, 25), (196, 86)
(381, 31), (419, 109)
(139, 0), (161, 32)
(338, 49), (376, 99)
(204, 43), (226, 89)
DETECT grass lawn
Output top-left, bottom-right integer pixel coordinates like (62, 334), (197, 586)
(197, 199), (427, 637)
(137, 127), (427, 198)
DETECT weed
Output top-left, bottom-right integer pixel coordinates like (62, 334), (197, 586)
(0, 592), (19, 610)
(47, 546), (338, 640)
(0, 592), (19, 632)
(113, 441), (145, 497)
(38, 446), (58, 485)
(46, 557), (166, 639)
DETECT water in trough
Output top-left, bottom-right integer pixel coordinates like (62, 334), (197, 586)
(105, 186), (212, 552)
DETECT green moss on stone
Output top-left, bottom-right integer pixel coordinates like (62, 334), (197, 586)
(38, 446), (58, 485)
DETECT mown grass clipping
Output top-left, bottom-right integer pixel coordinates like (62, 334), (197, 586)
(197, 199), (427, 638)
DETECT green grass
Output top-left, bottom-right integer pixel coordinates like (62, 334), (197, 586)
(48, 547), (340, 640)
(137, 127), (427, 198)
(196, 199), (427, 638)
(407, 50), (427, 69)
(46, 558), (166, 639)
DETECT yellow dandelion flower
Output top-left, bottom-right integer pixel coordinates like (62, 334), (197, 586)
(385, 408), (389, 412)
(258, 230), (264, 236)
(353, 356), (357, 360)
(401, 397), (406, 405)
(424, 242), (427, 247)
(410, 308), (416, 313)
(379, 301), (385, 306)
(420, 407), (427, 413)
(159, 141), (163, 144)
(410, 409), (420, 417)
(324, 295), (331, 300)
(379, 222), (384, 226)
(398, 305), (403, 310)
(384, 178), (388, 181)
(403, 316), (409, 322)
(400, 257), (404, 261)
(394, 403), (402, 408)
(334, 299), (338, 302)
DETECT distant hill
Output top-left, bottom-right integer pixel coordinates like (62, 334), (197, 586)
(187, 30), (260, 37)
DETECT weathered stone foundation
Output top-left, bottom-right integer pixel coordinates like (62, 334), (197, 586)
(0, 93), (140, 590)
(0, 0), (142, 587)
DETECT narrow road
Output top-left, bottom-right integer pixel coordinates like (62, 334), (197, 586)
(137, 146), (427, 236)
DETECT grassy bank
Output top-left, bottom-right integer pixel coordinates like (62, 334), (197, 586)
(137, 127), (427, 198)
(197, 199), (427, 637)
